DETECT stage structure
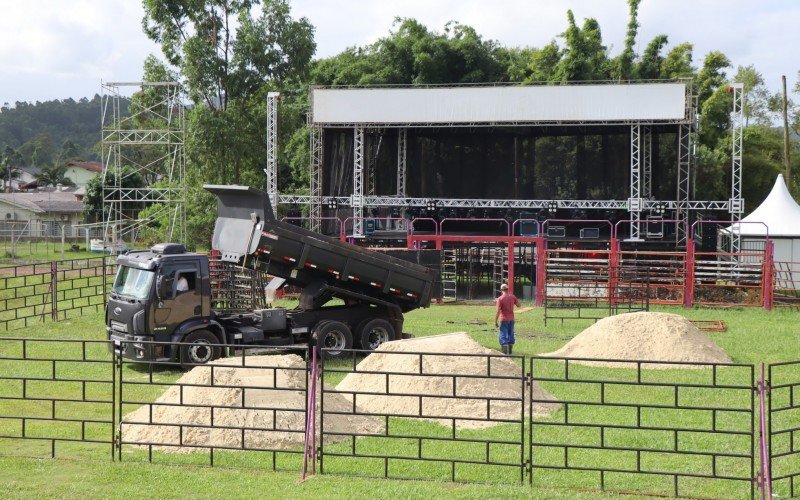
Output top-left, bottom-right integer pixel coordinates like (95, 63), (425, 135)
(100, 81), (186, 246)
(268, 81), (743, 247)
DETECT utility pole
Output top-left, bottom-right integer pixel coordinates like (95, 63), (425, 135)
(783, 75), (791, 187)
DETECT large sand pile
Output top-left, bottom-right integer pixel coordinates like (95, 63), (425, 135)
(334, 333), (560, 429)
(541, 311), (732, 368)
(122, 354), (383, 453)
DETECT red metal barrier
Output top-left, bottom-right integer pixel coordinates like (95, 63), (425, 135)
(684, 238), (695, 308)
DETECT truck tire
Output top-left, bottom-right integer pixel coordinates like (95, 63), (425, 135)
(314, 321), (353, 360)
(180, 330), (222, 366)
(358, 318), (395, 351)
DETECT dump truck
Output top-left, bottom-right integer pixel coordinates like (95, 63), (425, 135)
(107, 184), (436, 363)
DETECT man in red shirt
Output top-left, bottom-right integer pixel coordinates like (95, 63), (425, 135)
(495, 283), (520, 355)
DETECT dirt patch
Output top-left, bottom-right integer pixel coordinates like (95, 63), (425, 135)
(541, 312), (732, 369)
(122, 354), (383, 453)
(334, 333), (560, 429)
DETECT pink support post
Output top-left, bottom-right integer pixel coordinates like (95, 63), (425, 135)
(507, 241), (515, 295)
(762, 239), (774, 310)
(684, 237), (695, 309)
(535, 236), (546, 306)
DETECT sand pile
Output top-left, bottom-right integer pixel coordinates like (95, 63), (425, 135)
(334, 333), (560, 429)
(541, 311), (732, 368)
(122, 354), (383, 453)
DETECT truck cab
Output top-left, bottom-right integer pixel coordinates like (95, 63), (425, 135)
(107, 243), (218, 363)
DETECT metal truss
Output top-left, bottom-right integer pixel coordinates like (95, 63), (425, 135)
(312, 118), (694, 129)
(642, 126), (653, 199)
(629, 124), (642, 240)
(729, 83), (745, 253)
(265, 92), (279, 217)
(676, 123), (692, 245)
(396, 128), (407, 228)
(279, 195), (732, 211)
(352, 127), (365, 236)
(101, 81), (185, 246)
(309, 123), (323, 232)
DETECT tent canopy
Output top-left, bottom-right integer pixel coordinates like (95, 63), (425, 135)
(727, 174), (800, 237)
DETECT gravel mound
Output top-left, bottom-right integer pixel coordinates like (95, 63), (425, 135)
(122, 354), (383, 453)
(541, 312), (732, 369)
(335, 333), (560, 429)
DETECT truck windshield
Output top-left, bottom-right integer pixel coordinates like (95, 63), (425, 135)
(113, 266), (154, 300)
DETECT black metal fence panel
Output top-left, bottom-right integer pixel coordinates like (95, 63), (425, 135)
(319, 348), (527, 484)
(0, 257), (113, 331)
(116, 340), (310, 470)
(768, 361), (800, 497)
(529, 356), (755, 498)
(0, 338), (115, 460)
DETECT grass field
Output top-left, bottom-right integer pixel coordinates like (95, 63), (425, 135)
(0, 303), (798, 498)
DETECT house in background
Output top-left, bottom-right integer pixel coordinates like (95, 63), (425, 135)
(4, 166), (40, 190)
(64, 161), (103, 186)
(0, 187), (86, 239)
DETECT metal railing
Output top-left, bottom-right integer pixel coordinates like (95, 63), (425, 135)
(530, 356), (756, 498)
(0, 337), (783, 498)
(0, 337), (116, 460)
(0, 256), (113, 331)
(319, 348), (526, 483)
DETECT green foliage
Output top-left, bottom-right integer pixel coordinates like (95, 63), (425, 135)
(0, 97), (108, 165)
(35, 164), (75, 187)
(143, 0), (316, 191)
(83, 167), (146, 223)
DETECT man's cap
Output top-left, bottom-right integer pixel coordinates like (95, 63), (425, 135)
(500, 283), (509, 290)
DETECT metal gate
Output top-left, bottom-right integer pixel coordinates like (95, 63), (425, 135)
(319, 348), (527, 483)
(530, 356), (756, 498)
(768, 361), (800, 497)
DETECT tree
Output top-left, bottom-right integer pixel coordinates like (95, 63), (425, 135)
(55, 139), (82, 166)
(660, 42), (694, 79)
(554, 11), (609, 82)
(734, 65), (772, 126)
(83, 167), (146, 223)
(610, 0), (641, 81)
(1, 145), (20, 192)
(35, 164), (75, 187)
(696, 51), (731, 105)
(142, 0), (316, 186)
(635, 34), (668, 79)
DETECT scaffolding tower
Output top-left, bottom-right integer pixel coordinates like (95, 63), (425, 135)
(100, 81), (186, 247)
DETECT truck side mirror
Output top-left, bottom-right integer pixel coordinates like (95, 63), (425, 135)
(156, 272), (175, 300)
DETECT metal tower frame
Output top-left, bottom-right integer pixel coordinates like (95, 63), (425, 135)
(265, 92), (280, 217)
(628, 124), (642, 240)
(729, 83), (745, 253)
(100, 81), (185, 246)
(352, 127), (365, 236)
(676, 123), (692, 245)
(309, 122), (323, 232)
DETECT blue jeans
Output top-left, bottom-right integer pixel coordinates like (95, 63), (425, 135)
(499, 320), (515, 346)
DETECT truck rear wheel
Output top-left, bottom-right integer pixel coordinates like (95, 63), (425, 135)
(358, 318), (395, 351)
(180, 330), (222, 366)
(314, 321), (353, 359)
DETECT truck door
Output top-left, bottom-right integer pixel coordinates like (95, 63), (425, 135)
(154, 261), (202, 335)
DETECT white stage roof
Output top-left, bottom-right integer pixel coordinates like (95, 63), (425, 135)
(727, 175), (800, 237)
(311, 83), (688, 126)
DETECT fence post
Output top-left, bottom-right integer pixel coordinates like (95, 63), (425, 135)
(608, 237), (619, 307)
(507, 241), (515, 295)
(102, 256), (108, 307)
(684, 237), (695, 309)
(762, 240), (774, 311)
(50, 261), (58, 321)
(535, 235), (546, 306)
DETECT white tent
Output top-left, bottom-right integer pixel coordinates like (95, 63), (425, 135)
(726, 174), (800, 290)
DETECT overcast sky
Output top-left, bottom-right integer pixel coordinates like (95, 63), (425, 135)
(1, 0), (798, 105)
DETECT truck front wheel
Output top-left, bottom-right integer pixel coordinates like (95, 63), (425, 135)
(358, 318), (395, 351)
(180, 330), (222, 366)
(314, 321), (353, 359)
